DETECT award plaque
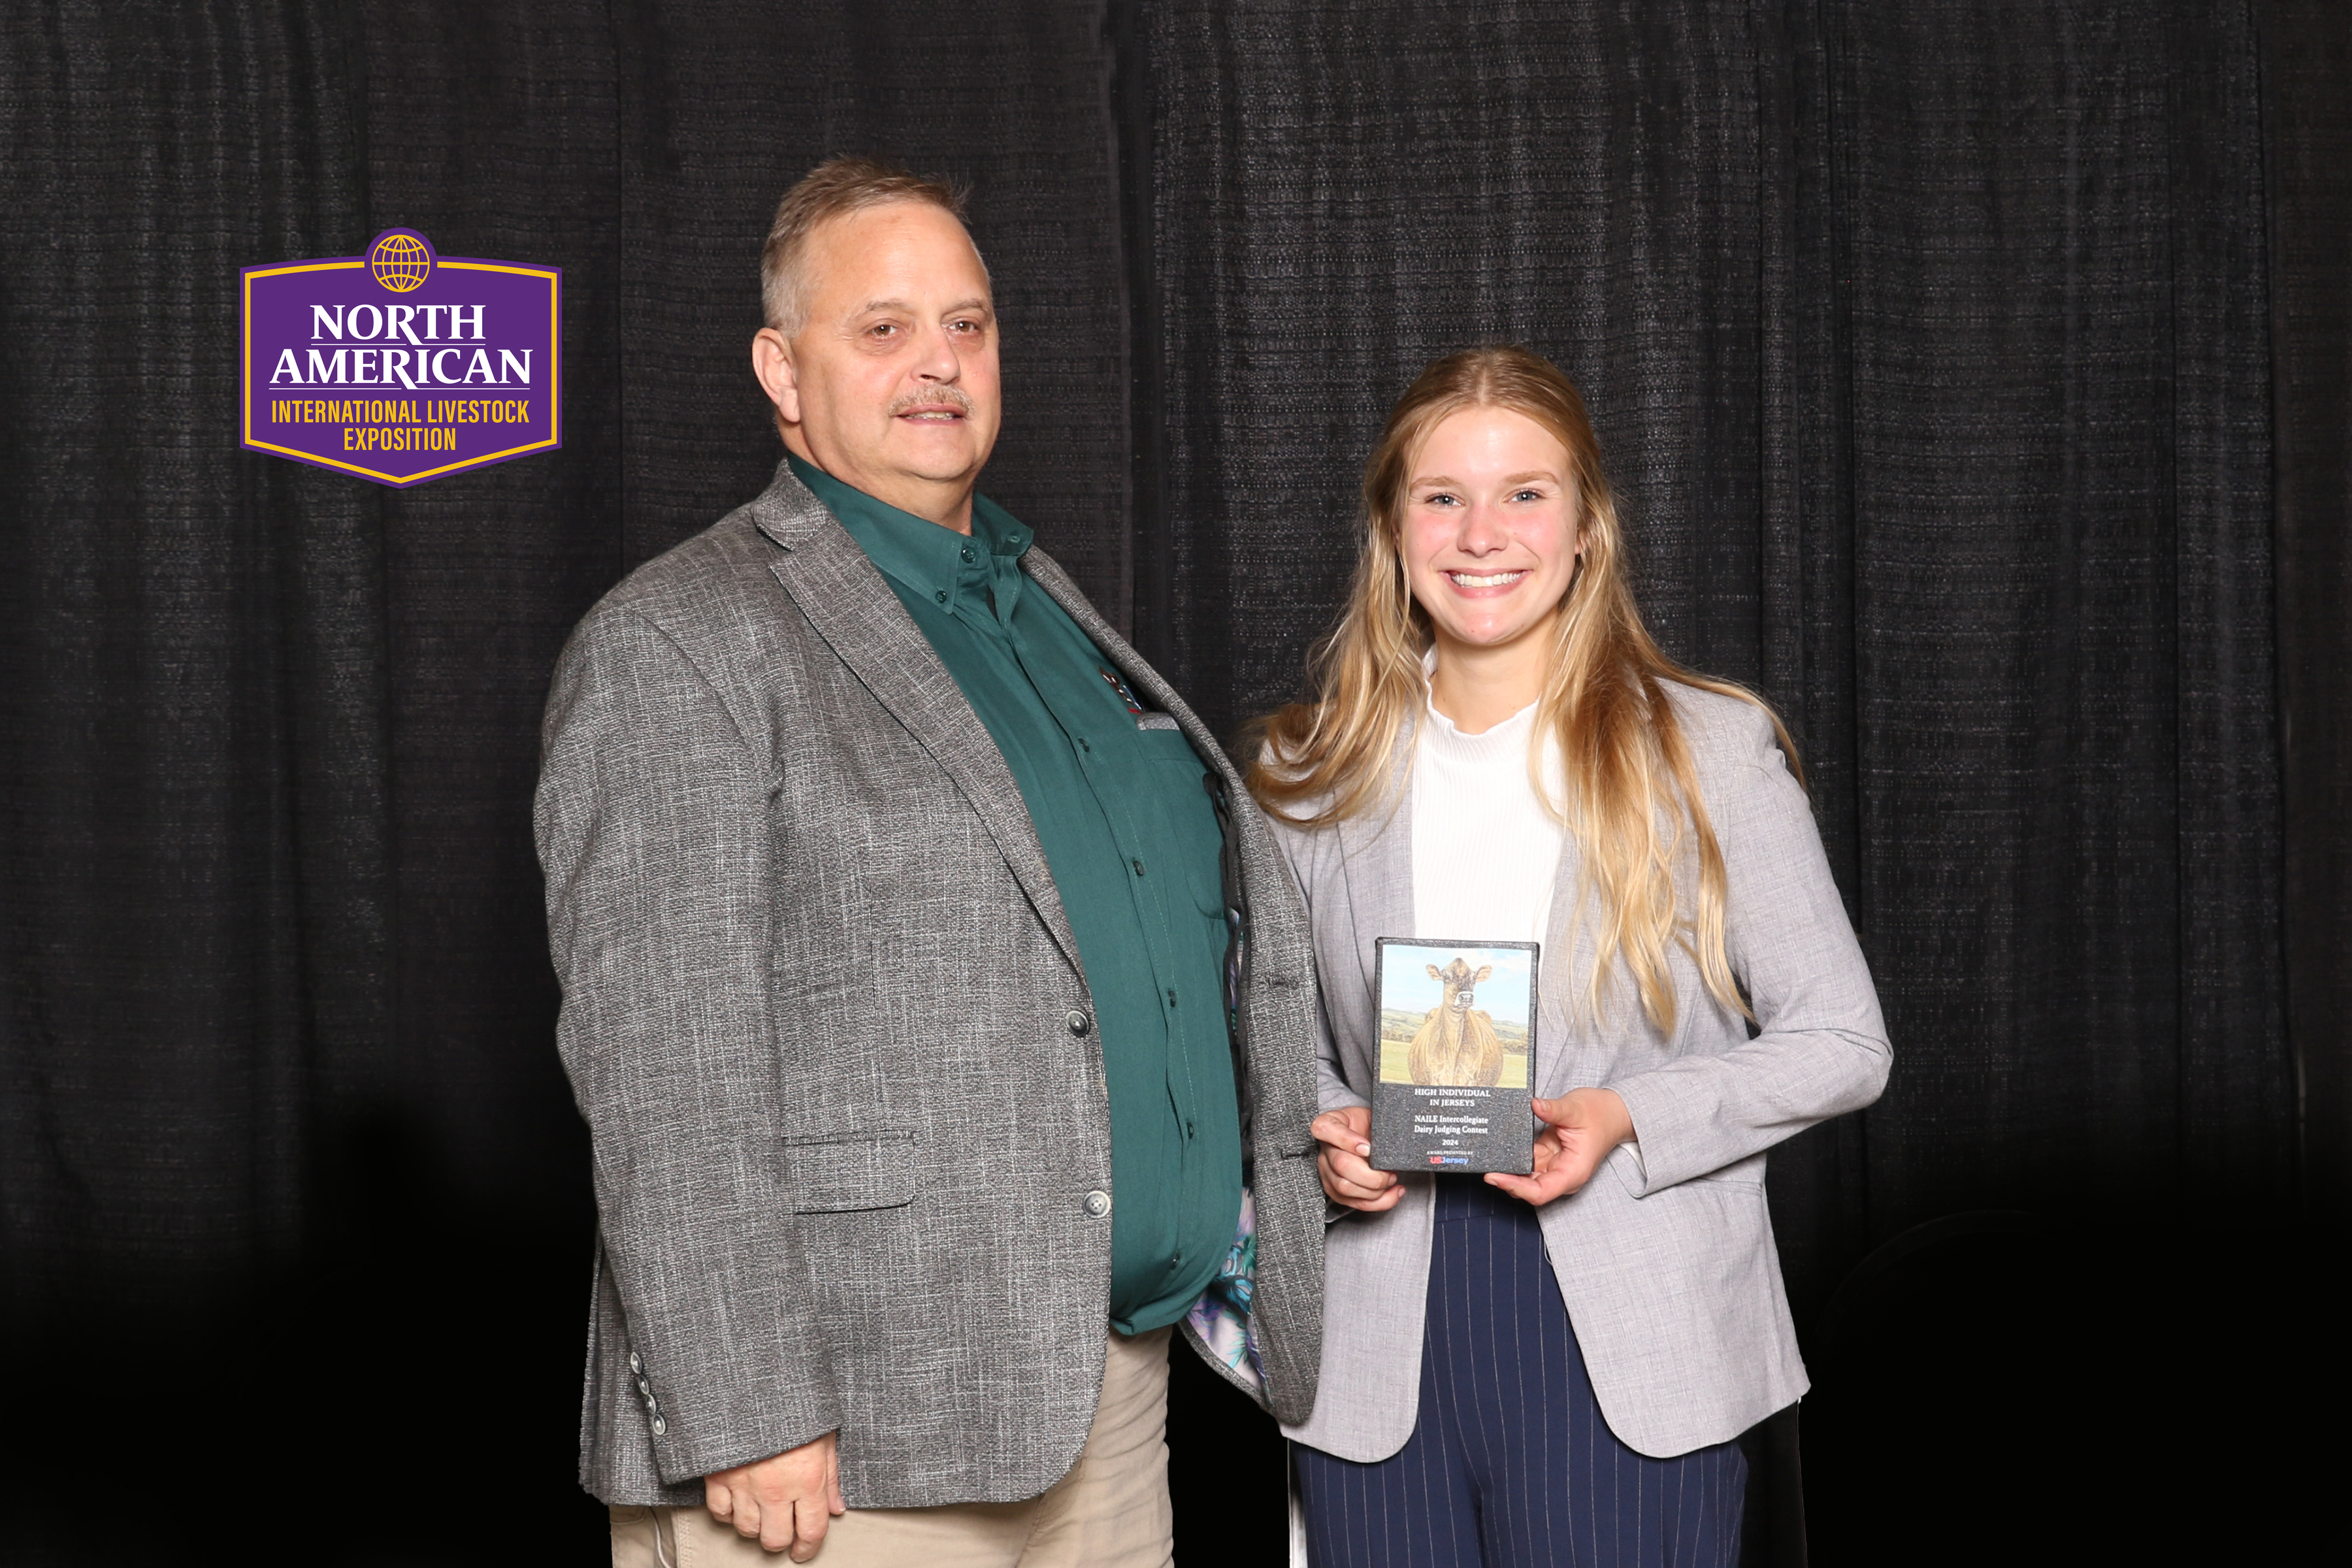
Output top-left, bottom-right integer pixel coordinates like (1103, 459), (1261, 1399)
(1367, 938), (1541, 1175)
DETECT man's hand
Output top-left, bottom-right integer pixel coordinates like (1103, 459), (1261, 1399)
(706, 1431), (846, 1561)
(1313, 1105), (1403, 1212)
(1486, 1088), (1635, 1208)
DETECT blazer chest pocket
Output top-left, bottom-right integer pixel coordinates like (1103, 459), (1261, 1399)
(782, 1130), (919, 1213)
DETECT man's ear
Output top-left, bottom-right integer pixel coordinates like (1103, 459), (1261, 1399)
(752, 327), (801, 427)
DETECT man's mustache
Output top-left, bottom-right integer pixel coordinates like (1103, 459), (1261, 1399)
(887, 385), (975, 417)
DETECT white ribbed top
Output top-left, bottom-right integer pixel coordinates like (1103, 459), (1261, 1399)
(1410, 694), (1564, 944)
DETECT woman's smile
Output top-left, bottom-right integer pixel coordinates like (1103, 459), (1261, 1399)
(1443, 568), (1529, 591)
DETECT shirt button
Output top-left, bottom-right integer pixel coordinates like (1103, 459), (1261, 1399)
(1066, 1009), (1092, 1036)
(651, 1416), (668, 1436)
(934, 589), (949, 604)
(1132, 858), (1146, 877)
(628, 1352), (642, 1375)
(1083, 1190), (1112, 1218)
(960, 546), (974, 562)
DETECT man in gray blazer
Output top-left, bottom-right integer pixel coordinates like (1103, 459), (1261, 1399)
(535, 157), (1322, 1566)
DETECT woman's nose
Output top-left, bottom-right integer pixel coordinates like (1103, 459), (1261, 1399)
(1456, 501), (1511, 555)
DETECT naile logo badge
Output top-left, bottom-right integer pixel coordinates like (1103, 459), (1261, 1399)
(241, 229), (561, 485)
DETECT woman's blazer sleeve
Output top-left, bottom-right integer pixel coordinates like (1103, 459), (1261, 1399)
(1604, 699), (1891, 1195)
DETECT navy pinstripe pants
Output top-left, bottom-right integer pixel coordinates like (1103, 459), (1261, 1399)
(1294, 1179), (1746, 1568)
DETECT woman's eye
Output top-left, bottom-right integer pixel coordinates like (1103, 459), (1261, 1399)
(1513, 489), (1542, 503)
(1423, 492), (1458, 508)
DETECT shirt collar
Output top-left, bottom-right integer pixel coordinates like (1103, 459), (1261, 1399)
(786, 451), (1030, 617)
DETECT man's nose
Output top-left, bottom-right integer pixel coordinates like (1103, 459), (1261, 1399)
(909, 321), (964, 383)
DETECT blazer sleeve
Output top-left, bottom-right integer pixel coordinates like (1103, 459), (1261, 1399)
(1604, 702), (1891, 1195)
(535, 603), (840, 1482)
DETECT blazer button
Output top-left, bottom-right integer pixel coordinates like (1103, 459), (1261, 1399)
(1083, 1189), (1112, 1218)
(1066, 1009), (1092, 1036)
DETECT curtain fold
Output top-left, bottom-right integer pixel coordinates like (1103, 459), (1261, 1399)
(2261, 0), (2352, 1228)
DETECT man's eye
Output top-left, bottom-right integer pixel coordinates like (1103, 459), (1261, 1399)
(869, 323), (898, 338)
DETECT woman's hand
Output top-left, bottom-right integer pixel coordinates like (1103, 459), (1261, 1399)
(1486, 1088), (1635, 1207)
(1313, 1106), (1403, 1212)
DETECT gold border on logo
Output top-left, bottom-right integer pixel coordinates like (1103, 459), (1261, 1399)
(242, 259), (563, 486)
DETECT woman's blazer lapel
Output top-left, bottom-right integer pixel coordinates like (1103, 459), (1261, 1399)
(1534, 831), (1602, 1102)
(1330, 725), (1417, 1053)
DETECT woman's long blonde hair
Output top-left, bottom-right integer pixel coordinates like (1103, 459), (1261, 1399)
(1245, 346), (1800, 1034)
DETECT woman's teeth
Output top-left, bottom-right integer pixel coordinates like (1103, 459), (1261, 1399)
(1447, 570), (1526, 588)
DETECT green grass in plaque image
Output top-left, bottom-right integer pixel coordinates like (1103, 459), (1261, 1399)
(1377, 943), (1532, 1090)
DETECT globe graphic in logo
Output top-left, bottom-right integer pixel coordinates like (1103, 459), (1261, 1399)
(370, 233), (432, 293)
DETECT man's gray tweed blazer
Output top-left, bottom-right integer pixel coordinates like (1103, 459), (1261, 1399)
(1272, 688), (1889, 1463)
(534, 462), (1324, 1509)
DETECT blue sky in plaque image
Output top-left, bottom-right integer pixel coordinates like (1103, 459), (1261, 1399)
(1380, 944), (1534, 1028)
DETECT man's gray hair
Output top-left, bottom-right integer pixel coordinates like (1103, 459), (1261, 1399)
(761, 155), (981, 336)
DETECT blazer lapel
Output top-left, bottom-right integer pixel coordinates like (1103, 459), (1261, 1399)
(754, 468), (1086, 979)
(1534, 838), (1600, 1100)
(1334, 724), (1416, 1001)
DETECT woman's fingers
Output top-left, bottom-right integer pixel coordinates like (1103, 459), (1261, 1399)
(1488, 1166), (1573, 1205)
(1311, 1107), (1374, 1158)
(1318, 1143), (1401, 1209)
(1321, 1146), (1394, 1192)
(1328, 1174), (1405, 1211)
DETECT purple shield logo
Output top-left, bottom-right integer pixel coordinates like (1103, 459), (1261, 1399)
(241, 229), (561, 485)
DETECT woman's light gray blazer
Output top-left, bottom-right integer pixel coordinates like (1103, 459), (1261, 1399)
(1270, 685), (1890, 1462)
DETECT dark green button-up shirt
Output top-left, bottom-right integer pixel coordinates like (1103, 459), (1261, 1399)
(788, 454), (1241, 1334)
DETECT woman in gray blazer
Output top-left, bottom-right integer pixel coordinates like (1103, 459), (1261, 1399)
(1247, 346), (1889, 1567)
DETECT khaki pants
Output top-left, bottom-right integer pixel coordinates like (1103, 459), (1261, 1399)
(611, 1328), (1173, 1568)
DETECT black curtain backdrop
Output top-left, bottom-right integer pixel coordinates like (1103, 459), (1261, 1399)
(1, 5), (2344, 1566)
